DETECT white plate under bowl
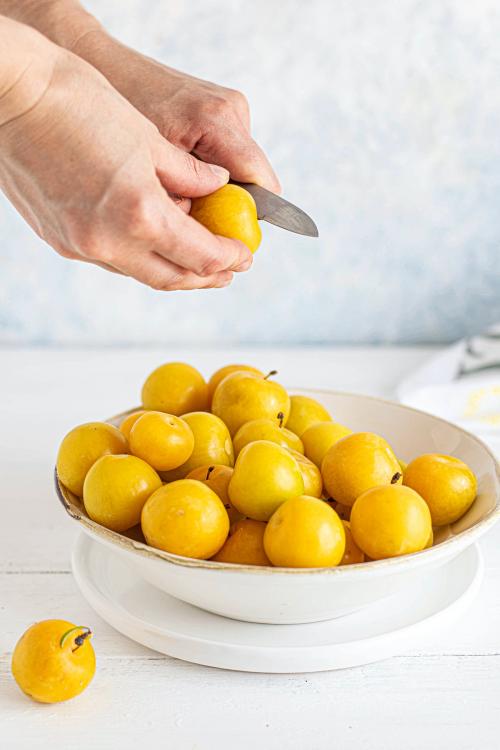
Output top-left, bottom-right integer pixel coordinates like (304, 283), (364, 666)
(72, 533), (483, 673)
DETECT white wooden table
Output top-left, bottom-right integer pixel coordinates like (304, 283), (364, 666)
(1, 346), (499, 749)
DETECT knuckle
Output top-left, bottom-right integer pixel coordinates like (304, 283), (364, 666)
(64, 216), (101, 260)
(202, 94), (237, 122)
(225, 87), (249, 112)
(198, 253), (225, 276)
(119, 189), (157, 238)
(149, 270), (185, 292)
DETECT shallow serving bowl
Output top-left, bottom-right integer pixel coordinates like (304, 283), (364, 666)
(55, 390), (500, 625)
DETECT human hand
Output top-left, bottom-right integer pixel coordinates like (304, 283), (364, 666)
(0, 30), (253, 290)
(68, 31), (281, 193)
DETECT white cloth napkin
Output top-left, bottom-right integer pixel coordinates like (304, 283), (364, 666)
(397, 326), (500, 456)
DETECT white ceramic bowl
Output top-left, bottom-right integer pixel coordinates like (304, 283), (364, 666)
(55, 390), (500, 625)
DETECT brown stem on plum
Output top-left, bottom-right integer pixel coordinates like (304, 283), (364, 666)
(391, 472), (402, 484)
(60, 626), (93, 652)
(264, 370), (278, 380)
(277, 411), (285, 428)
(206, 466), (215, 481)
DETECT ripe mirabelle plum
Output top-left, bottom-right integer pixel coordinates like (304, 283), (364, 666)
(350, 485), (431, 560)
(322, 432), (401, 507)
(264, 496), (345, 568)
(141, 362), (208, 414)
(403, 454), (477, 526)
(57, 422), (128, 496)
(141, 480), (229, 559)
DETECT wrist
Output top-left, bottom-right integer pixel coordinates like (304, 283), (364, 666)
(0, 0), (103, 50)
(0, 17), (61, 132)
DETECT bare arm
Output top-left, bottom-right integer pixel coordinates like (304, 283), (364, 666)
(0, 0), (281, 191)
(0, 14), (252, 290)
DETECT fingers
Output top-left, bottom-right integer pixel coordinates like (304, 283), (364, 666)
(108, 250), (234, 291)
(195, 125), (281, 194)
(155, 139), (230, 197)
(153, 204), (253, 276)
(75, 174), (253, 287)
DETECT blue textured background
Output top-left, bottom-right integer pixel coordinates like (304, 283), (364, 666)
(1, 0), (500, 345)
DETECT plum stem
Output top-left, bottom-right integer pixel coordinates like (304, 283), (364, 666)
(60, 626), (92, 652)
(264, 370), (278, 380)
(206, 466), (215, 480)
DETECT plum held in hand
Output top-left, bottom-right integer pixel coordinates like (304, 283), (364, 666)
(12, 620), (95, 703)
(190, 184), (261, 253)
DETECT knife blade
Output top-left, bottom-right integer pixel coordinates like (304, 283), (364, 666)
(232, 181), (319, 237)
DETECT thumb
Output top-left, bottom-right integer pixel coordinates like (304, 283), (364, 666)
(155, 139), (229, 197)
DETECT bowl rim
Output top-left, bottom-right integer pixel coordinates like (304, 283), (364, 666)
(55, 388), (500, 576)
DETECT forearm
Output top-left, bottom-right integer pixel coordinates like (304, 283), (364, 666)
(0, 0), (102, 50)
(0, 16), (59, 130)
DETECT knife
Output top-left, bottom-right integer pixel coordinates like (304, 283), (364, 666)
(231, 181), (319, 237)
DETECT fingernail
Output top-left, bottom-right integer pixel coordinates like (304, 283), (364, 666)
(209, 163), (230, 179)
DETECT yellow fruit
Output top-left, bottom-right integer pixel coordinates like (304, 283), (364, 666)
(212, 519), (270, 566)
(186, 464), (243, 525)
(339, 521), (365, 565)
(324, 499), (351, 521)
(12, 620), (95, 703)
(207, 364), (263, 406)
(398, 458), (408, 473)
(321, 432), (402, 507)
(56, 422), (128, 497)
(190, 184), (262, 253)
(161, 411), (234, 481)
(403, 454), (477, 525)
(141, 479), (229, 559)
(289, 449), (323, 497)
(233, 416), (303, 457)
(119, 410), (147, 439)
(83, 454), (161, 532)
(301, 421), (352, 467)
(286, 395), (332, 437)
(229, 440), (304, 521)
(129, 411), (194, 472)
(425, 527), (434, 549)
(350, 485), (432, 560)
(264, 496), (345, 568)
(141, 362), (208, 414)
(212, 370), (290, 437)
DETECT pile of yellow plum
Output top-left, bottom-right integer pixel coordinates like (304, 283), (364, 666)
(56, 362), (478, 568)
